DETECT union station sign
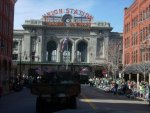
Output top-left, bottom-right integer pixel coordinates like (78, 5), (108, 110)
(42, 8), (93, 27)
(43, 8), (93, 20)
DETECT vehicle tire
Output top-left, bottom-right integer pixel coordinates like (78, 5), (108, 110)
(45, 101), (53, 113)
(36, 97), (44, 113)
(68, 97), (77, 109)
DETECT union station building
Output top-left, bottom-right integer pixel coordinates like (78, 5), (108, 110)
(12, 9), (122, 78)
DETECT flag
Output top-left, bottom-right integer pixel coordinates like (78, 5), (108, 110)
(61, 37), (68, 52)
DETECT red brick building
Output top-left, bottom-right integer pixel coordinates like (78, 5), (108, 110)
(123, 0), (150, 83)
(0, 0), (17, 91)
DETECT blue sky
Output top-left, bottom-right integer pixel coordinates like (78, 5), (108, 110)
(14, 0), (134, 32)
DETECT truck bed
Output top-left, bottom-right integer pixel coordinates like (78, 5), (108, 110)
(31, 82), (80, 97)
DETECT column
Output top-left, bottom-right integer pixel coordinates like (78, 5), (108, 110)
(72, 40), (75, 63)
(103, 32), (109, 60)
(38, 35), (43, 62)
(35, 36), (40, 62)
(23, 34), (31, 62)
(119, 72), (121, 78)
(122, 73), (124, 78)
(129, 73), (131, 80)
(137, 73), (139, 92)
(57, 43), (61, 62)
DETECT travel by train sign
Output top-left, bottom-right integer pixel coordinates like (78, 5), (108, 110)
(43, 8), (93, 27)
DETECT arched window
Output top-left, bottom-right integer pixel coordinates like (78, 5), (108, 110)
(77, 41), (87, 62)
(76, 51), (81, 62)
(63, 50), (71, 62)
(46, 41), (57, 62)
(62, 41), (72, 63)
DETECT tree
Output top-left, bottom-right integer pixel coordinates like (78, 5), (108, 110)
(107, 39), (122, 79)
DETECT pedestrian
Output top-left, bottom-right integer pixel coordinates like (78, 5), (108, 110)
(114, 82), (118, 95)
(122, 82), (128, 95)
(0, 83), (3, 99)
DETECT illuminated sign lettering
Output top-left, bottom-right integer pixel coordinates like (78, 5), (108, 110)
(45, 22), (91, 27)
(43, 8), (93, 20)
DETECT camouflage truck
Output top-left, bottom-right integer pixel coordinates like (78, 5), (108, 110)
(30, 70), (81, 113)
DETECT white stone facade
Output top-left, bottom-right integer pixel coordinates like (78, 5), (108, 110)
(13, 14), (122, 76)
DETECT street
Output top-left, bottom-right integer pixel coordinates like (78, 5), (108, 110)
(0, 88), (36, 113)
(0, 85), (150, 113)
(77, 85), (150, 113)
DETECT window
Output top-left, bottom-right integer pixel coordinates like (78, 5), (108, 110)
(12, 54), (18, 60)
(0, 16), (2, 33)
(51, 50), (57, 62)
(0, 0), (3, 12)
(13, 41), (18, 50)
(76, 51), (81, 62)
(63, 50), (71, 63)
(31, 37), (36, 52)
(31, 52), (35, 61)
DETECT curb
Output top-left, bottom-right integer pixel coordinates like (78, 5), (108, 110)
(96, 86), (147, 101)
(136, 97), (147, 101)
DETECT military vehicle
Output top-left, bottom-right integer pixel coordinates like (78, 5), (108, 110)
(30, 70), (81, 113)
(79, 67), (90, 84)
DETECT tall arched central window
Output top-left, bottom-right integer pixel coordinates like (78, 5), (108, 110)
(46, 41), (57, 62)
(62, 41), (72, 63)
(77, 41), (87, 62)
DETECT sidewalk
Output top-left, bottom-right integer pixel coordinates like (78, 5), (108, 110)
(136, 97), (149, 101)
(2, 90), (14, 96)
(96, 85), (148, 102)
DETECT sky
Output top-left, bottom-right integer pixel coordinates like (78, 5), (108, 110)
(14, 0), (134, 32)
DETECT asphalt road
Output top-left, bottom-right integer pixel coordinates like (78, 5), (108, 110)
(0, 88), (36, 113)
(74, 85), (150, 113)
(0, 85), (150, 113)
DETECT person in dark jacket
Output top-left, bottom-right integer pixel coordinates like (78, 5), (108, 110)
(114, 83), (118, 95)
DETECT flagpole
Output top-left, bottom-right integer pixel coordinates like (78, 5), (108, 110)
(66, 30), (69, 70)
(66, 41), (68, 70)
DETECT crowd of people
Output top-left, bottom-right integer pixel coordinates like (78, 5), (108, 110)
(89, 77), (150, 100)
(0, 73), (150, 101)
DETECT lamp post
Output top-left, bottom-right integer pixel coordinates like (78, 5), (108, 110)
(19, 38), (22, 77)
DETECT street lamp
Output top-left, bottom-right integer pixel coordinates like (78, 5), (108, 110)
(19, 38), (22, 77)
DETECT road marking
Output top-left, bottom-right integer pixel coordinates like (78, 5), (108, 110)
(80, 94), (97, 110)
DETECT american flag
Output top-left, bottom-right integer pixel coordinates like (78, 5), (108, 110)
(61, 37), (68, 52)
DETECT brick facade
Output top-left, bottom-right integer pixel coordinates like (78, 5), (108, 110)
(123, 0), (150, 65)
(0, 0), (16, 91)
